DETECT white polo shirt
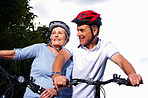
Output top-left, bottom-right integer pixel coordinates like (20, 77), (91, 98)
(64, 38), (119, 98)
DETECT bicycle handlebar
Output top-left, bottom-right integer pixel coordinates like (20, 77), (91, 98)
(17, 76), (46, 94)
(0, 65), (143, 98)
(67, 74), (143, 86)
(0, 66), (45, 98)
(66, 74), (143, 98)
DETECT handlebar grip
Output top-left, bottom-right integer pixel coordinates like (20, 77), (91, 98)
(126, 78), (143, 86)
(140, 80), (143, 84)
(27, 82), (46, 95)
(38, 86), (46, 94)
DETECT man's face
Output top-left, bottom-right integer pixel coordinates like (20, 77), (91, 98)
(51, 27), (67, 48)
(77, 24), (93, 45)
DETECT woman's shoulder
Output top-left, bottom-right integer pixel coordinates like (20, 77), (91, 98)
(26, 43), (48, 52)
(32, 43), (48, 47)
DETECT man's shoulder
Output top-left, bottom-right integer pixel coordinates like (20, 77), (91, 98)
(98, 38), (111, 46)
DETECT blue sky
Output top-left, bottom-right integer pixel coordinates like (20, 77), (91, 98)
(30, 0), (148, 97)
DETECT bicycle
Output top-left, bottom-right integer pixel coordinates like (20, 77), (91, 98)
(0, 65), (45, 98)
(0, 65), (143, 98)
(67, 74), (143, 98)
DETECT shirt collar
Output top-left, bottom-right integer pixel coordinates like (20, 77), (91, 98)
(80, 37), (101, 51)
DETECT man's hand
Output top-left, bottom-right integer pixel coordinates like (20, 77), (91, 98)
(128, 73), (142, 86)
(52, 74), (67, 90)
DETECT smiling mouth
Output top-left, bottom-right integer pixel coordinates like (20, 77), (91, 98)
(53, 38), (61, 41)
(79, 36), (85, 41)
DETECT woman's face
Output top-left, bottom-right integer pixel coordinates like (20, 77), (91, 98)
(50, 27), (67, 48)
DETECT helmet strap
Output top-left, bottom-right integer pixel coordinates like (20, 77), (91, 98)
(78, 25), (96, 48)
(84, 25), (96, 46)
(49, 40), (60, 51)
(49, 38), (68, 51)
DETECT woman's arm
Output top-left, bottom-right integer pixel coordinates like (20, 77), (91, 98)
(0, 50), (16, 60)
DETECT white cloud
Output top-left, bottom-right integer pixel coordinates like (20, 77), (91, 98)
(59, 0), (107, 5)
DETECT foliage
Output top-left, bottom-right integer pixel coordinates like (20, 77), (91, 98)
(0, 0), (49, 97)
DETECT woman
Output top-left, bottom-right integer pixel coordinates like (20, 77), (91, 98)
(0, 21), (73, 98)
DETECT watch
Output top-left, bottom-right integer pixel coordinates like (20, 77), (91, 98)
(51, 72), (62, 76)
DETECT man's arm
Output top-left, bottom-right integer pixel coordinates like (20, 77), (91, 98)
(111, 53), (142, 86)
(0, 50), (16, 60)
(52, 49), (71, 89)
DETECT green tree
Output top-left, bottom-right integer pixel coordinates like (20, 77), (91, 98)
(0, 0), (49, 97)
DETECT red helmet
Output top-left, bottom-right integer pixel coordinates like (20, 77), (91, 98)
(72, 10), (102, 26)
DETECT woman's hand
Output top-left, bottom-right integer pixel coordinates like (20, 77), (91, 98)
(40, 88), (57, 98)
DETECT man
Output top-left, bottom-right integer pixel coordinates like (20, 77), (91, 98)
(52, 10), (142, 98)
